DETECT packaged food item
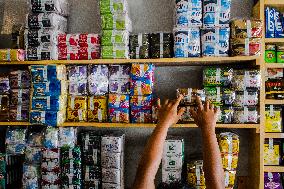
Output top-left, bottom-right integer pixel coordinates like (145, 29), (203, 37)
(0, 49), (25, 61)
(265, 105), (282, 133)
(231, 19), (263, 38)
(130, 108), (152, 123)
(233, 90), (259, 107)
(149, 33), (174, 58)
(0, 75), (10, 94)
(266, 79), (284, 100)
(67, 109), (87, 122)
(162, 169), (182, 185)
(203, 67), (233, 87)
(108, 108), (129, 123)
(131, 64), (155, 80)
(277, 45), (284, 63)
(180, 106), (194, 122)
(177, 88), (205, 106)
(264, 139), (281, 165)
(27, 132), (44, 147)
(24, 29), (64, 47)
(22, 164), (40, 186)
(264, 172), (283, 189)
(32, 80), (68, 96)
(232, 70), (261, 91)
(67, 65), (87, 81)
(10, 89), (30, 109)
(163, 138), (184, 157)
(102, 30), (129, 46)
(68, 65), (88, 95)
(58, 45), (101, 60)
(221, 153), (238, 170)
(30, 65), (67, 82)
(101, 134), (124, 153)
(9, 109), (29, 121)
(108, 94), (129, 109)
(233, 107), (259, 123)
(109, 65), (131, 80)
(230, 38), (262, 56)
(31, 95), (67, 111)
(101, 13), (132, 31)
(162, 155), (183, 170)
(217, 106), (234, 124)
(59, 127), (77, 148)
(266, 68), (284, 80)
(274, 9), (284, 38)
(130, 79), (154, 96)
(217, 132), (240, 154)
(67, 96), (87, 110)
(224, 171), (236, 188)
(150, 33), (173, 44)
(101, 45), (129, 59)
(43, 127), (59, 149)
(9, 70), (30, 89)
(0, 94), (9, 121)
(88, 96), (108, 122)
(265, 44), (277, 63)
(5, 128), (27, 155)
(130, 95), (153, 109)
(58, 34), (100, 47)
(26, 13), (67, 31)
(129, 33), (150, 59)
(109, 79), (130, 94)
(100, 0), (128, 14)
(101, 152), (122, 169)
(26, 44), (59, 60)
(28, 0), (69, 15)
(175, 0), (202, 27)
(25, 146), (42, 164)
(30, 110), (66, 126)
(187, 160), (205, 187)
(204, 87), (235, 106)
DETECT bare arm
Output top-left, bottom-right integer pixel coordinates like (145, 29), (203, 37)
(133, 96), (185, 189)
(190, 98), (225, 189)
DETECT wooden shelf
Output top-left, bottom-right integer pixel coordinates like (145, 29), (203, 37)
(265, 0), (284, 5)
(265, 133), (284, 138)
(265, 99), (284, 104)
(0, 56), (260, 66)
(0, 122), (30, 126)
(265, 38), (284, 43)
(264, 166), (284, 172)
(265, 63), (284, 68)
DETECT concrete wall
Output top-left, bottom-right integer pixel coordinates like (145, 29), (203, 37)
(0, 0), (255, 188)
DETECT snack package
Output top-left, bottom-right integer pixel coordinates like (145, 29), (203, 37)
(233, 90), (259, 107)
(58, 45), (101, 60)
(101, 45), (129, 59)
(108, 108), (129, 123)
(150, 43), (174, 58)
(0, 75), (10, 94)
(41, 171), (61, 185)
(0, 49), (25, 61)
(216, 106), (234, 124)
(32, 80), (68, 96)
(109, 79), (130, 94)
(30, 110), (66, 126)
(101, 13), (132, 31)
(221, 153), (238, 170)
(265, 7), (275, 38)
(187, 160), (205, 187)
(26, 44), (59, 60)
(131, 64), (155, 80)
(30, 65), (66, 82)
(264, 139), (281, 165)
(173, 27), (201, 57)
(27, 131), (44, 147)
(102, 168), (122, 184)
(231, 19), (263, 38)
(102, 30), (129, 46)
(83, 166), (101, 181)
(43, 127), (59, 149)
(67, 96), (87, 110)
(31, 95), (67, 111)
(25, 146), (42, 164)
(101, 134), (124, 153)
(130, 95), (153, 109)
(265, 105), (282, 133)
(180, 106), (194, 122)
(68, 65), (88, 95)
(175, 0), (202, 27)
(26, 13), (67, 31)
(201, 28), (230, 56)
(129, 33), (150, 59)
(0, 95), (9, 121)
(68, 80), (88, 95)
(67, 109), (88, 122)
(163, 138), (184, 157)
(266, 68), (284, 80)
(230, 38), (262, 56)
(61, 146), (81, 161)
(100, 0), (128, 14)
(177, 88), (205, 106)
(233, 107), (259, 123)
(22, 164), (40, 187)
(88, 96), (108, 122)
(5, 127), (27, 154)
(9, 70), (30, 89)
(264, 172), (283, 189)
(109, 65), (131, 80)
(9, 109), (29, 121)
(28, 0), (69, 15)
(266, 79), (284, 99)
(203, 67), (233, 87)
(58, 33), (100, 47)
(108, 94), (129, 109)
(10, 89), (30, 109)
(217, 132), (240, 154)
(232, 70), (261, 91)
(204, 87), (235, 106)
(101, 152), (122, 169)
(224, 170), (236, 188)
(88, 65), (109, 95)
(24, 29), (64, 47)
(59, 127), (77, 148)
(162, 169), (182, 184)
(6, 144), (26, 155)
(131, 108), (152, 123)
(130, 79), (154, 96)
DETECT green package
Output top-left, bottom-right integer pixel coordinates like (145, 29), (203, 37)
(101, 30), (129, 46)
(101, 45), (129, 59)
(277, 50), (284, 63)
(100, 0), (127, 14)
(203, 67), (233, 87)
(265, 45), (276, 63)
(101, 13), (130, 30)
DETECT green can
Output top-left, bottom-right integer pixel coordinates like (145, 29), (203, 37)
(265, 44), (276, 63)
(277, 45), (284, 63)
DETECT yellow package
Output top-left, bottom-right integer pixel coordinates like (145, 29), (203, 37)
(224, 170), (236, 188)
(68, 96), (88, 110)
(187, 160), (206, 187)
(221, 154), (239, 170)
(265, 106), (282, 132)
(264, 142), (280, 165)
(0, 49), (25, 61)
(67, 109), (87, 122)
(218, 132), (240, 154)
(88, 96), (108, 122)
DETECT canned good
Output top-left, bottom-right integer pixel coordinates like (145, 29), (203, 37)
(277, 45), (284, 63)
(265, 44), (276, 63)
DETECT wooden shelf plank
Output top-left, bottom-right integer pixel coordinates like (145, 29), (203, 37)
(265, 99), (284, 105)
(264, 166), (284, 172)
(265, 63), (284, 68)
(265, 133), (284, 138)
(0, 56), (260, 66)
(0, 122), (30, 126)
(265, 38), (284, 43)
(265, 0), (284, 5)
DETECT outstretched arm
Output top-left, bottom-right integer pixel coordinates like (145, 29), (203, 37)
(190, 97), (225, 189)
(133, 96), (185, 189)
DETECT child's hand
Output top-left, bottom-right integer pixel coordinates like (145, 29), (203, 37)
(189, 97), (219, 133)
(157, 95), (185, 127)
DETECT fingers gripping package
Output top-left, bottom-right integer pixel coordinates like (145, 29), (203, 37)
(177, 88), (206, 106)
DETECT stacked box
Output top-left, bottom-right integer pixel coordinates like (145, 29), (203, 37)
(230, 19), (262, 56)
(30, 65), (67, 126)
(0, 74), (10, 121)
(0, 49), (25, 61)
(129, 34), (150, 59)
(57, 33), (101, 60)
(81, 132), (102, 189)
(101, 134), (125, 189)
(25, 0), (69, 60)
(100, 0), (131, 59)
(162, 138), (184, 184)
(150, 33), (174, 58)
(0, 154), (5, 189)
(174, 0), (201, 57)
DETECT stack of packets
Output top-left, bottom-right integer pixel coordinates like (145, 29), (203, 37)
(265, 68), (284, 100)
(0, 49), (25, 61)
(0, 153), (5, 189)
(22, 131), (43, 189)
(162, 138), (184, 184)
(264, 173), (284, 189)
(187, 160), (206, 188)
(264, 138), (281, 166)
(217, 132), (240, 189)
(101, 134), (125, 189)
(0, 74), (10, 121)
(174, 0), (202, 57)
(100, 0), (131, 59)
(81, 132), (102, 189)
(265, 7), (284, 38)
(130, 64), (155, 123)
(30, 65), (67, 126)
(59, 127), (82, 189)
(57, 33), (101, 60)
(25, 0), (69, 60)
(5, 127), (27, 155)
(201, 0), (231, 57)
(129, 34), (150, 59)
(9, 70), (30, 121)
(108, 64), (131, 123)
(265, 104), (283, 133)
(149, 33), (174, 58)
(230, 19), (262, 56)
(41, 127), (61, 189)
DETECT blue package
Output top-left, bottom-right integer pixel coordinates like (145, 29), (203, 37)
(31, 96), (66, 111)
(275, 10), (284, 38)
(175, 0), (202, 27)
(32, 80), (67, 96)
(265, 7), (275, 38)
(176, 0), (202, 14)
(30, 65), (66, 83)
(30, 110), (65, 127)
(220, 0), (231, 26)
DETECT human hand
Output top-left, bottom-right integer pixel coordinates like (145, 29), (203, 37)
(157, 95), (185, 127)
(189, 97), (219, 133)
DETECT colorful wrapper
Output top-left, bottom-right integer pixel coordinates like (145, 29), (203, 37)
(177, 88), (205, 106)
(204, 87), (235, 106)
(101, 13), (132, 31)
(187, 160), (205, 187)
(43, 127), (59, 149)
(59, 127), (78, 148)
(6, 127), (27, 144)
(100, 0), (128, 14)
(30, 110), (66, 126)
(31, 95), (67, 111)
(109, 79), (130, 94)
(130, 79), (154, 95)
(101, 134), (124, 153)
(233, 90), (259, 107)
(81, 132), (101, 151)
(23, 164), (40, 180)
(224, 170), (236, 188)
(68, 65), (88, 81)
(264, 172), (283, 189)
(180, 106), (194, 122)
(203, 67), (233, 87)
(264, 139), (281, 165)
(162, 169), (182, 184)
(265, 105), (282, 132)
(27, 132), (44, 147)
(233, 107), (259, 123)
(67, 96), (87, 110)
(6, 144), (26, 155)
(101, 45), (129, 59)
(25, 146), (42, 164)
(68, 79), (87, 95)
(109, 65), (131, 80)
(232, 70), (261, 91)
(88, 65), (108, 77)
(10, 109), (26, 122)
(130, 95), (153, 109)
(58, 45), (100, 60)
(67, 109), (87, 122)
(32, 80), (68, 96)
(0, 76), (10, 94)
(26, 45), (59, 60)
(88, 78), (109, 95)
(108, 108), (129, 123)
(9, 70), (30, 89)
(84, 165), (101, 181)
(217, 132), (240, 154)
(88, 96), (108, 122)
(24, 29), (64, 47)
(61, 146), (81, 160)
(27, 13), (67, 31)
(30, 65), (66, 83)
(221, 153), (238, 170)
(101, 152), (122, 169)
(57, 33), (100, 47)
(41, 172), (61, 185)
(131, 63), (155, 80)
(131, 108), (152, 123)
(175, 0), (202, 27)
(42, 148), (60, 160)
(108, 94), (129, 108)
(102, 168), (121, 184)
(10, 89), (30, 109)
(102, 30), (129, 46)
(231, 19), (263, 38)
(0, 49), (25, 61)
(230, 38), (262, 56)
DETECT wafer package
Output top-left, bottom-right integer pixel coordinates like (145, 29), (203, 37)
(31, 95), (67, 111)
(230, 38), (261, 56)
(129, 33), (150, 59)
(102, 30), (129, 46)
(88, 65), (109, 95)
(101, 13), (132, 31)
(101, 45), (129, 59)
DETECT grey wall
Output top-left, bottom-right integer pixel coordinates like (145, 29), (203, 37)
(0, 0), (255, 188)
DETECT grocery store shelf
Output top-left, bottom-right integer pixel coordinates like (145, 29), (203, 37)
(265, 63), (284, 68)
(264, 166), (284, 172)
(0, 122), (30, 126)
(0, 56), (260, 66)
(265, 99), (284, 105)
(265, 133), (284, 138)
(265, 38), (284, 43)
(265, 0), (284, 5)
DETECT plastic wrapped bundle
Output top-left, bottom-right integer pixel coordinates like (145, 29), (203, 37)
(187, 160), (205, 187)
(102, 30), (129, 46)
(22, 164), (40, 189)
(174, 27), (200, 57)
(67, 96), (88, 122)
(88, 65), (109, 95)
(0, 49), (25, 61)
(26, 13), (67, 31)
(264, 172), (283, 189)
(58, 45), (101, 60)
(28, 0), (69, 16)
(31, 95), (67, 111)
(203, 67), (233, 87)
(88, 96), (108, 122)
(30, 65), (66, 82)
(0, 75), (10, 94)
(101, 45), (129, 59)
(232, 70), (261, 91)
(109, 79), (130, 94)
(67, 65), (88, 95)
(175, 0), (202, 27)
(5, 127), (27, 155)
(0, 95), (9, 121)
(150, 33), (174, 58)
(108, 108), (129, 123)
(233, 90), (259, 107)
(100, 0), (128, 14)
(129, 34), (150, 59)
(201, 28), (230, 57)
(26, 44), (58, 60)
(131, 108), (152, 123)
(265, 105), (282, 133)
(230, 19), (263, 38)
(217, 132), (240, 154)
(233, 107), (259, 123)
(109, 65), (130, 80)
(30, 110), (66, 126)
(177, 88), (205, 106)
(25, 29), (63, 47)
(204, 87), (235, 106)
(9, 70), (30, 89)
(32, 80), (68, 96)
(108, 94), (129, 109)
(216, 106), (234, 124)
(101, 13), (132, 31)
(57, 33), (100, 47)
(264, 139), (281, 165)
(230, 38), (261, 56)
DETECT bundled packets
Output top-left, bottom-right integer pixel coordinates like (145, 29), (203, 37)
(129, 34), (150, 59)
(67, 95), (88, 122)
(88, 96), (108, 122)
(109, 65), (130, 94)
(88, 65), (109, 95)
(5, 127), (27, 155)
(108, 94), (130, 123)
(150, 33), (174, 58)
(0, 154), (5, 189)
(265, 7), (284, 38)
(0, 49), (25, 61)
(0, 74), (10, 121)
(175, 0), (202, 27)
(68, 65), (88, 95)
(187, 160), (205, 188)
(130, 95), (154, 123)
(28, 0), (69, 16)
(265, 105), (282, 133)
